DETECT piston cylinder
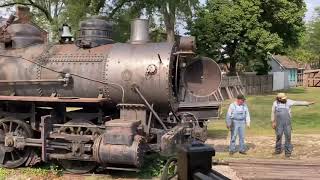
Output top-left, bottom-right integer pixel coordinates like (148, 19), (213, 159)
(94, 135), (145, 167)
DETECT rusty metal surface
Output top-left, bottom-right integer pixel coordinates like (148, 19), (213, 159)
(0, 78), (67, 85)
(104, 119), (141, 128)
(133, 86), (168, 130)
(160, 125), (186, 156)
(0, 16), (224, 115)
(0, 43), (110, 97)
(94, 135), (145, 167)
(76, 17), (113, 48)
(0, 96), (109, 103)
(0, 23), (221, 114)
(38, 43), (112, 98)
(0, 118), (33, 168)
(0, 41), (175, 112)
(178, 101), (221, 120)
(183, 56), (222, 97)
(104, 119), (140, 145)
(178, 36), (196, 53)
(0, 44), (45, 96)
(6, 24), (44, 48)
(0, 17), (224, 172)
(117, 104), (147, 132)
(106, 42), (175, 111)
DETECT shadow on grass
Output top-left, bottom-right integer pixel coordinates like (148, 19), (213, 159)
(208, 129), (229, 140)
(99, 170), (140, 179)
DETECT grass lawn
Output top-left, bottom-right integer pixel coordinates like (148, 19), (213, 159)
(208, 87), (320, 137)
(207, 87), (320, 161)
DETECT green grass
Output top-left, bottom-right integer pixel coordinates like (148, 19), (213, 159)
(208, 87), (320, 137)
(0, 163), (63, 180)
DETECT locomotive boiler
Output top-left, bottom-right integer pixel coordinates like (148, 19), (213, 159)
(0, 6), (221, 173)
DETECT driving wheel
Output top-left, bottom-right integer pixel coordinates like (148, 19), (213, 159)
(0, 118), (33, 168)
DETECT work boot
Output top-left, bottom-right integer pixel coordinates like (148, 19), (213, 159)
(229, 151), (235, 156)
(285, 153), (291, 158)
(272, 150), (282, 155)
(239, 151), (247, 155)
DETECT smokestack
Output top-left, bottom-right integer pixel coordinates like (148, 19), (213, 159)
(16, 5), (31, 23)
(130, 19), (149, 44)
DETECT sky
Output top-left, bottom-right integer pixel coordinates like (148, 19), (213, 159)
(305, 0), (319, 21)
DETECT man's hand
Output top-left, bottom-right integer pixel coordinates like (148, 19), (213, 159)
(309, 101), (316, 105)
(226, 125), (231, 129)
(272, 122), (276, 129)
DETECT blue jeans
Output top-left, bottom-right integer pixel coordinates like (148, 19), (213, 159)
(229, 120), (246, 152)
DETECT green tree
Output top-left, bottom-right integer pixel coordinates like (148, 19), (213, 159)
(144, 0), (199, 43)
(307, 8), (320, 56)
(0, 0), (107, 40)
(287, 33), (318, 63)
(110, 4), (141, 42)
(189, 0), (306, 75)
(106, 0), (199, 43)
(0, 0), (66, 40)
(288, 7), (320, 64)
(108, 3), (167, 43)
(0, 0), (64, 23)
(1, 0), (198, 43)
(260, 0), (306, 49)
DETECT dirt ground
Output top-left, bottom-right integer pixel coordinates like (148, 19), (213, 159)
(206, 134), (320, 160)
(207, 134), (320, 179)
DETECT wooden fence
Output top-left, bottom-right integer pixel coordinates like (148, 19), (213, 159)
(219, 74), (273, 100)
(303, 69), (320, 87)
(297, 73), (303, 86)
(183, 74), (273, 102)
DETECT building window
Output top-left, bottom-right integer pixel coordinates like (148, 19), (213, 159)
(289, 69), (296, 82)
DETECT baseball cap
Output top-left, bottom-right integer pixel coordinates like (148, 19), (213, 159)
(237, 94), (246, 100)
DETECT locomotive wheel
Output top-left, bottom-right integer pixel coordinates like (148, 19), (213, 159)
(60, 119), (101, 137)
(161, 157), (178, 180)
(59, 160), (96, 174)
(0, 118), (32, 168)
(58, 119), (99, 173)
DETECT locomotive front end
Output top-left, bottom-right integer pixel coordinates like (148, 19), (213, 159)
(0, 11), (221, 173)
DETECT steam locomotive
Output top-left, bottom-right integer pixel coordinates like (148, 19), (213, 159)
(0, 6), (221, 173)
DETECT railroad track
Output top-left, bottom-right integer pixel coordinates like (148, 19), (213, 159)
(222, 159), (320, 180)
